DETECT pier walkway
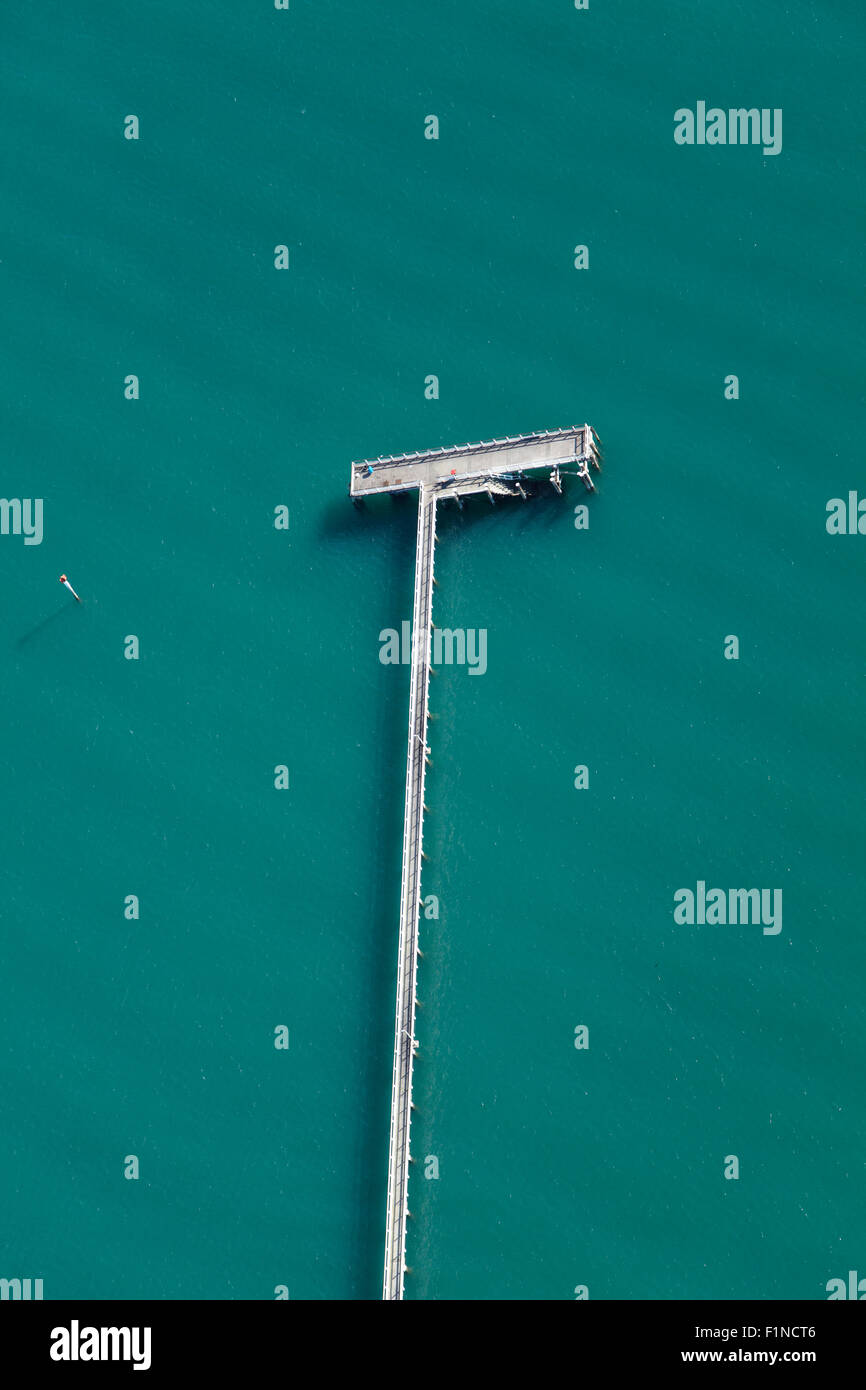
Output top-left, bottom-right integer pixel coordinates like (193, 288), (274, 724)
(382, 486), (437, 1301)
(350, 424), (600, 501)
(350, 427), (600, 1300)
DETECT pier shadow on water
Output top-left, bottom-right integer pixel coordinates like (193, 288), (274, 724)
(325, 486), (417, 1294)
(320, 479), (584, 547)
(433, 476), (591, 541)
(317, 488), (417, 545)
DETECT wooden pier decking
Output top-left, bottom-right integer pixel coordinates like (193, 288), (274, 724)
(351, 426), (600, 1301)
(350, 424), (601, 501)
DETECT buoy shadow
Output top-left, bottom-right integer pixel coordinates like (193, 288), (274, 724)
(15, 604), (74, 650)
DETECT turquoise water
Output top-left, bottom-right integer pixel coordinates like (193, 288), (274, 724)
(1, 1), (863, 1299)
